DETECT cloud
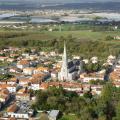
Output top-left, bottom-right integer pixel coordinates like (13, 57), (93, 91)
(26, 0), (120, 3)
(0, 0), (119, 3)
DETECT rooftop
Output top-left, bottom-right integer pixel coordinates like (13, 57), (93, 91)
(18, 60), (29, 65)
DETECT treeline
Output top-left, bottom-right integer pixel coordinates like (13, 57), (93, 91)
(0, 35), (119, 60)
(59, 24), (114, 32)
(32, 82), (120, 120)
(0, 31), (27, 39)
(0, 30), (119, 60)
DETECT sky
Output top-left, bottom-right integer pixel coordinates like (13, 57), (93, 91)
(25, 0), (120, 2)
(0, 0), (120, 3)
(20, 0), (120, 3)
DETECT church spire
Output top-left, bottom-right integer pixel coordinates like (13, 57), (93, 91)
(61, 40), (68, 81)
(63, 40), (67, 64)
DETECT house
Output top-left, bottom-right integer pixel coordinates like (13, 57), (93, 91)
(80, 72), (104, 83)
(23, 67), (35, 75)
(17, 88), (26, 94)
(48, 28), (53, 32)
(0, 57), (8, 62)
(7, 104), (18, 114)
(28, 83), (40, 90)
(9, 67), (22, 73)
(40, 51), (48, 56)
(32, 73), (50, 82)
(40, 82), (82, 92)
(0, 89), (10, 104)
(113, 82), (120, 87)
(39, 110), (60, 120)
(91, 57), (98, 64)
(40, 83), (49, 90)
(6, 104), (30, 119)
(0, 84), (16, 93)
(7, 58), (15, 63)
(10, 54), (19, 58)
(114, 36), (120, 40)
(28, 55), (38, 60)
(91, 85), (103, 95)
(34, 67), (49, 74)
(22, 53), (30, 57)
(50, 51), (56, 56)
(83, 59), (89, 64)
(48, 110), (60, 120)
(51, 71), (58, 79)
(107, 55), (116, 64)
(110, 61), (120, 82)
(18, 78), (30, 86)
(16, 94), (30, 101)
(7, 78), (18, 85)
(83, 84), (91, 91)
(73, 56), (80, 60)
(6, 102), (34, 119)
(17, 60), (29, 69)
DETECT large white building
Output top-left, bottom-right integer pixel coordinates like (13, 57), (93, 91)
(58, 41), (78, 81)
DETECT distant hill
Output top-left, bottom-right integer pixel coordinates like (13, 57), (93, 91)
(0, 2), (120, 11)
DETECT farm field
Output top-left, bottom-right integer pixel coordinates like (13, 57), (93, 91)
(0, 24), (120, 60)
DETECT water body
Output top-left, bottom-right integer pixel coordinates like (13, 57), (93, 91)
(0, 13), (17, 20)
(59, 17), (93, 22)
(30, 17), (57, 23)
(1, 12), (120, 24)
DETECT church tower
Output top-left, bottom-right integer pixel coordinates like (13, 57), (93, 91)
(60, 40), (68, 80)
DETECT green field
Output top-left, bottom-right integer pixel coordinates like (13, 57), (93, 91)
(59, 114), (79, 120)
(1, 30), (119, 42)
(0, 25), (120, 60)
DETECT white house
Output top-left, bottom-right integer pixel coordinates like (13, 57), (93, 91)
(48, 110), (60, 120)
(0, 57), (8, 62)
(91, 85), (103, 95)
(23, 68), (34, 75)
(91, 57), (98, 64)
(7, 58), (15, 63)
(51, 71), (58, 79)
(28, 83), (40, 90)
(17, 60), (29, 69)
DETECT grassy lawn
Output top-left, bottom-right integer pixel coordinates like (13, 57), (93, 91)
(0, 62), (8, 67)
(59, 114), (79, 120)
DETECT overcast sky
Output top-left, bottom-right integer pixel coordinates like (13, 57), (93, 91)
(0, 0), (120, 3)
(22, 0), (120, 3)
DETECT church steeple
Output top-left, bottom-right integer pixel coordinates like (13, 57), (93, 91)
(61, 40), (68, 81)
(63, 40), (67, 65)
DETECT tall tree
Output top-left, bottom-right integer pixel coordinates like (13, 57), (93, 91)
(115, 101), (120, 120)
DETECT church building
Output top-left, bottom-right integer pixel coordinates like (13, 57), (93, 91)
(58, 41), (79, 81)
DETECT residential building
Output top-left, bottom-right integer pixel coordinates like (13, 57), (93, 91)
(17, 60), (29, 69)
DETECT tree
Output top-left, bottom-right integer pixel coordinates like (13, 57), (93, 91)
(80, 106), (94, 120)
(98, 82), (115, 120)
(105, 36), (114, 41)
(101, 82), (113, 103)
(39, 113), (49, 120)
(47, 96), (58, 109)
(115, 101), (120, 120)
(84, 91), (93, 99)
